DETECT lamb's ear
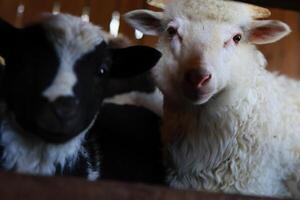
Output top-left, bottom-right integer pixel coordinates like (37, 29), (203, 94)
(110, 46), (161, 79)
(0, 18), (19, 57)
(124, 10), (163, 36)
(0, 56), (5, 78)
(248, 20), (291, 45)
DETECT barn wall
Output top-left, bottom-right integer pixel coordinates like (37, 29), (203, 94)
(0, 1), (299, 78)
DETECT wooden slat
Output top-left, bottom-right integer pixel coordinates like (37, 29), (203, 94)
(89, 0), (116, 31)
(22, 0), (55, 25)
(21, 0), (85, 26)
(0, 0), (20, 25)
(0, 172), (284, 200)
(89, 0), (145, 44)
(59, 0), (85, 16)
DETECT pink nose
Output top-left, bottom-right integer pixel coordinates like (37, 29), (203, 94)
(185, 70), (212, 88)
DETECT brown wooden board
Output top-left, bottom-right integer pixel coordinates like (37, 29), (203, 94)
(0, 172), (288, 200)
(21, 0), (55, 25)
(89, 0), (116, 31)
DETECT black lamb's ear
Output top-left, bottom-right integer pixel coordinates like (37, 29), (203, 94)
(0, 18), (19, 58)
(110, 46), (162, 79)
(0, 56), (5, 100)
(0, 18), (15, 92)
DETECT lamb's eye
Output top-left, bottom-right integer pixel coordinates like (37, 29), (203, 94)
(98, 64), (107, 77)
(233, 34), (242, 44)
(167, 26), (177, 37)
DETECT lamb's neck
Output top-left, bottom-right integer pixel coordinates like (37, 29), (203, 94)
(162, 82), (259, 173)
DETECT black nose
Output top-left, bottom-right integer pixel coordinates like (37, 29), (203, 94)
(53, 96), (79, 120)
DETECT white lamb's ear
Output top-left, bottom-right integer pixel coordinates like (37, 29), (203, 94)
(248, 20), (291, 45)
(124, 10), (163, 36)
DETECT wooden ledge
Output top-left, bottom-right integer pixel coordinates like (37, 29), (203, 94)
(0, 172), (286, 200)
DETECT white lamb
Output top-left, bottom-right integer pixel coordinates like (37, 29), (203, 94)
(125, 0), (300, 198)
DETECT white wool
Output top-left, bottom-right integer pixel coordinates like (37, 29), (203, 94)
(104, 88), (164, 116)
(149, 0), (300, 198)
(159, 44), (300, 198)
(42, 13), (105, 55)
(164, 0), (253, 25)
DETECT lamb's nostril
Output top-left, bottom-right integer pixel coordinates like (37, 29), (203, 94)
(185, 70), (212, 88)
(53, 97), (79, 120)
(198, 74), (212, 87)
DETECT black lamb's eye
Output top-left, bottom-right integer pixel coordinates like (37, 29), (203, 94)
(98, 64), (107, 77)
(233, 34), (242, 44)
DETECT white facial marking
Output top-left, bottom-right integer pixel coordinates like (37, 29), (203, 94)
(42, 51), (78, 102)
(41, 14), (105, 102)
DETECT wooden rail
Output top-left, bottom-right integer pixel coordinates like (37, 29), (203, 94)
(0, 172), (286, 200)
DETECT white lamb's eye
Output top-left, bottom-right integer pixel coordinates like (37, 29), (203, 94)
(167, 26), (177, 37)
(233, 34), (242, 44)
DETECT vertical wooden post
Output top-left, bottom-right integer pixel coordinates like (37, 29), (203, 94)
(15, 0), (25, 27)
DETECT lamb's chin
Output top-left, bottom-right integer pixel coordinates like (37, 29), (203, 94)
(182, 88), (214, 105)
(189, 94), (213, 105)
(34, 128), (80, 144)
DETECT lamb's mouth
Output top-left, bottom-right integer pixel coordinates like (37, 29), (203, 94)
(6, 114), (81, 144)
(35, 113), (99, 144)
(31, 110), (84, 143)
(12, 117), (84, 144)
(182, 86), (213, 103)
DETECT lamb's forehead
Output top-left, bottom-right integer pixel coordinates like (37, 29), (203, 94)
(41, 14), (108, 54)
(165, 0), (254, 25)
